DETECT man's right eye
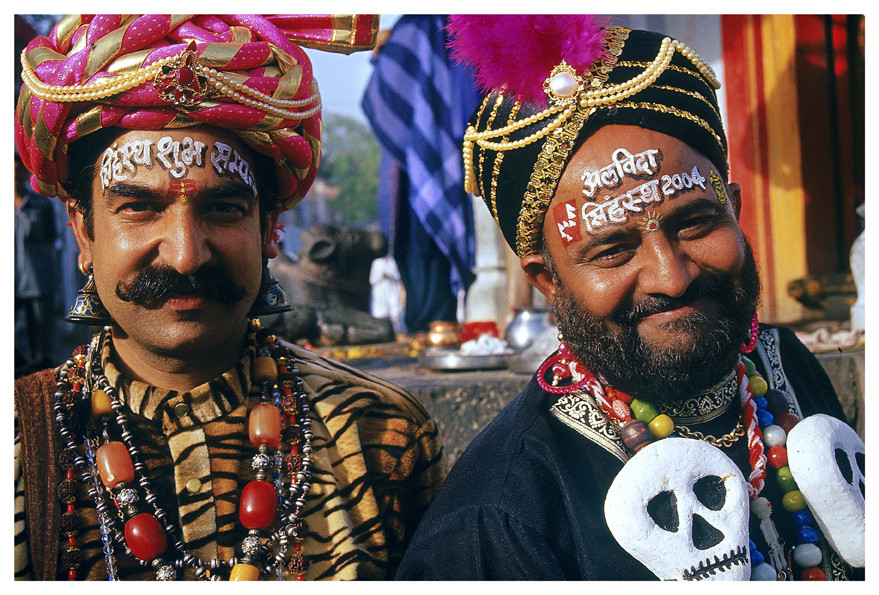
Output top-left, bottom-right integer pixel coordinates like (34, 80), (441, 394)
(590, 244), (635, 267)
(118, 201), (160, 215)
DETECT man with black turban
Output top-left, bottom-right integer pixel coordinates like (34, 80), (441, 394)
(396, 15), (863, 581)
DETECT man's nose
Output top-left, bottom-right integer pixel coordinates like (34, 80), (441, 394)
(637, 235), (700, 298)
(157, 208), (211, 276)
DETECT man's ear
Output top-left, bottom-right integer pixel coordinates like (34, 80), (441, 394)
(728, 182), (742, 220)
(262, 210), (280, 259)
(520, 253), (557, 302)
(67, 201), (93, 271)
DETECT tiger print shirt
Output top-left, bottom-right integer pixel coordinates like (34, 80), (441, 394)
(14, 337), (444, 580)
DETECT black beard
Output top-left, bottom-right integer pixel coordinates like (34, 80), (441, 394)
(553, 241), (761, 401)
(115, 262), (248, 308)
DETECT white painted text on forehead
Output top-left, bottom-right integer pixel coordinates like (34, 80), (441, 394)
(210, 142), (258, 198)
(581, 165), (706, 233)
(581, 147), (662, 198)
(99, 135), (258, 198)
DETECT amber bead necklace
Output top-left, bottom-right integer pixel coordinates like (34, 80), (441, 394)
(53, 319), (313, 580)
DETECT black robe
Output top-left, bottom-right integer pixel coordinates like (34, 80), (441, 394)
(397, 325), (862, 580)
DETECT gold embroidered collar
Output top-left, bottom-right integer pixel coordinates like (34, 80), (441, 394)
(654, 368), (739, 424)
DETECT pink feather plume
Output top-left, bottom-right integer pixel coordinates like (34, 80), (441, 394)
(447, 14), (611, 106)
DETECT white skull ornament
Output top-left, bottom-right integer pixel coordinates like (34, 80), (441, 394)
(605, 438), (751, 580)
(787, 414), (865, 567)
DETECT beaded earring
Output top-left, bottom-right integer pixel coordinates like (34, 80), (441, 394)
(248, 260), (293, 317)
(536, 334), (594, 393)
(66, 265), (113, 326)
(741, 314), (760, 353)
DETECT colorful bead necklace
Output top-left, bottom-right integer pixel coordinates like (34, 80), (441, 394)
(53, 319), (313, 580)
(538, 317), (830, 580)
(745, 355), (831, 580)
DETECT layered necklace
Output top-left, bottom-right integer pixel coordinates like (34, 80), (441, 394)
(54, 319), (313, 580)
(538, 317), (833, 581)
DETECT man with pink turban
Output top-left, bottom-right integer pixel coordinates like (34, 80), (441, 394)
(14, 14), (442, 581)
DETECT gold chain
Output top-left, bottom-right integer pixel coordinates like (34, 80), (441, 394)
(675, 420), (746, 447)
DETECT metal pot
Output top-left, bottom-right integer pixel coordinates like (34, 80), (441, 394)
(427, 320), (462, 348)
(505, 307), (554, 351)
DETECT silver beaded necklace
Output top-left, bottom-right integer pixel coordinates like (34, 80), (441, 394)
(54, 322), (313, 580)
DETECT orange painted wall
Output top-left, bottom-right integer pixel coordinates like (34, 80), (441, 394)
(720, 14), (863, 324)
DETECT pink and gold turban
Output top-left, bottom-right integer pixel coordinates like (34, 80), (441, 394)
(15, 14), (378, 209)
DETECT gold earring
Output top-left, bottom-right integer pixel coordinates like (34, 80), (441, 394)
(66, 265), (112, 326)
(248, 260), (292, 318)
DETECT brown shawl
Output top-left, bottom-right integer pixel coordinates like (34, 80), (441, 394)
(14, 368), (62, 580)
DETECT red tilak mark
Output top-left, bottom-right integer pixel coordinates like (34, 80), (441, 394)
(553, 199), (581, 247)
(168, 179), (198, 202)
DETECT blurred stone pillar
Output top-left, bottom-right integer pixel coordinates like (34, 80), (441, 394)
(464, 195), (507, 324)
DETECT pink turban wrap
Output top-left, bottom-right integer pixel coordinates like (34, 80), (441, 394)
(15, 14), (378, 209)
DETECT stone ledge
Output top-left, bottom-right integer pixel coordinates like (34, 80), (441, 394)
(815, 349), (865, 440)
(373, 350), (865, 468)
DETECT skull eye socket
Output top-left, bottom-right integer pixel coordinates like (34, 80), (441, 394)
(647, 490), (679, 532)
(693, 475), (726, 510)
(835, 448), (853, 484)
(840, 449), (867, 499)
(856, 452), (866, 498)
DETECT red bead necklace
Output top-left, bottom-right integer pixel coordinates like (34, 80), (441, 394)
(53, 320), (313, 580)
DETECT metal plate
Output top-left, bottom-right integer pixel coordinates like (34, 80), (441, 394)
(507, 353), (546, 375)
(418, 348), (510, 371)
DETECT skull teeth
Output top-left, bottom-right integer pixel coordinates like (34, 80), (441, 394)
(682, 545), (749, 581)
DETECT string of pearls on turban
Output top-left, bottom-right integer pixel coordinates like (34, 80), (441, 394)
(462, 36), (719, 195)
(19, 52), (175, 102)
(19, 45), (322, 121)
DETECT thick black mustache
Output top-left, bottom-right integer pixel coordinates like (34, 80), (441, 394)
(615, 273), (732, 325)
(115, 262), (248, 307)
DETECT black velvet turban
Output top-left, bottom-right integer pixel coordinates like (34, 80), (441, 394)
(455, 24), (728, 256)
